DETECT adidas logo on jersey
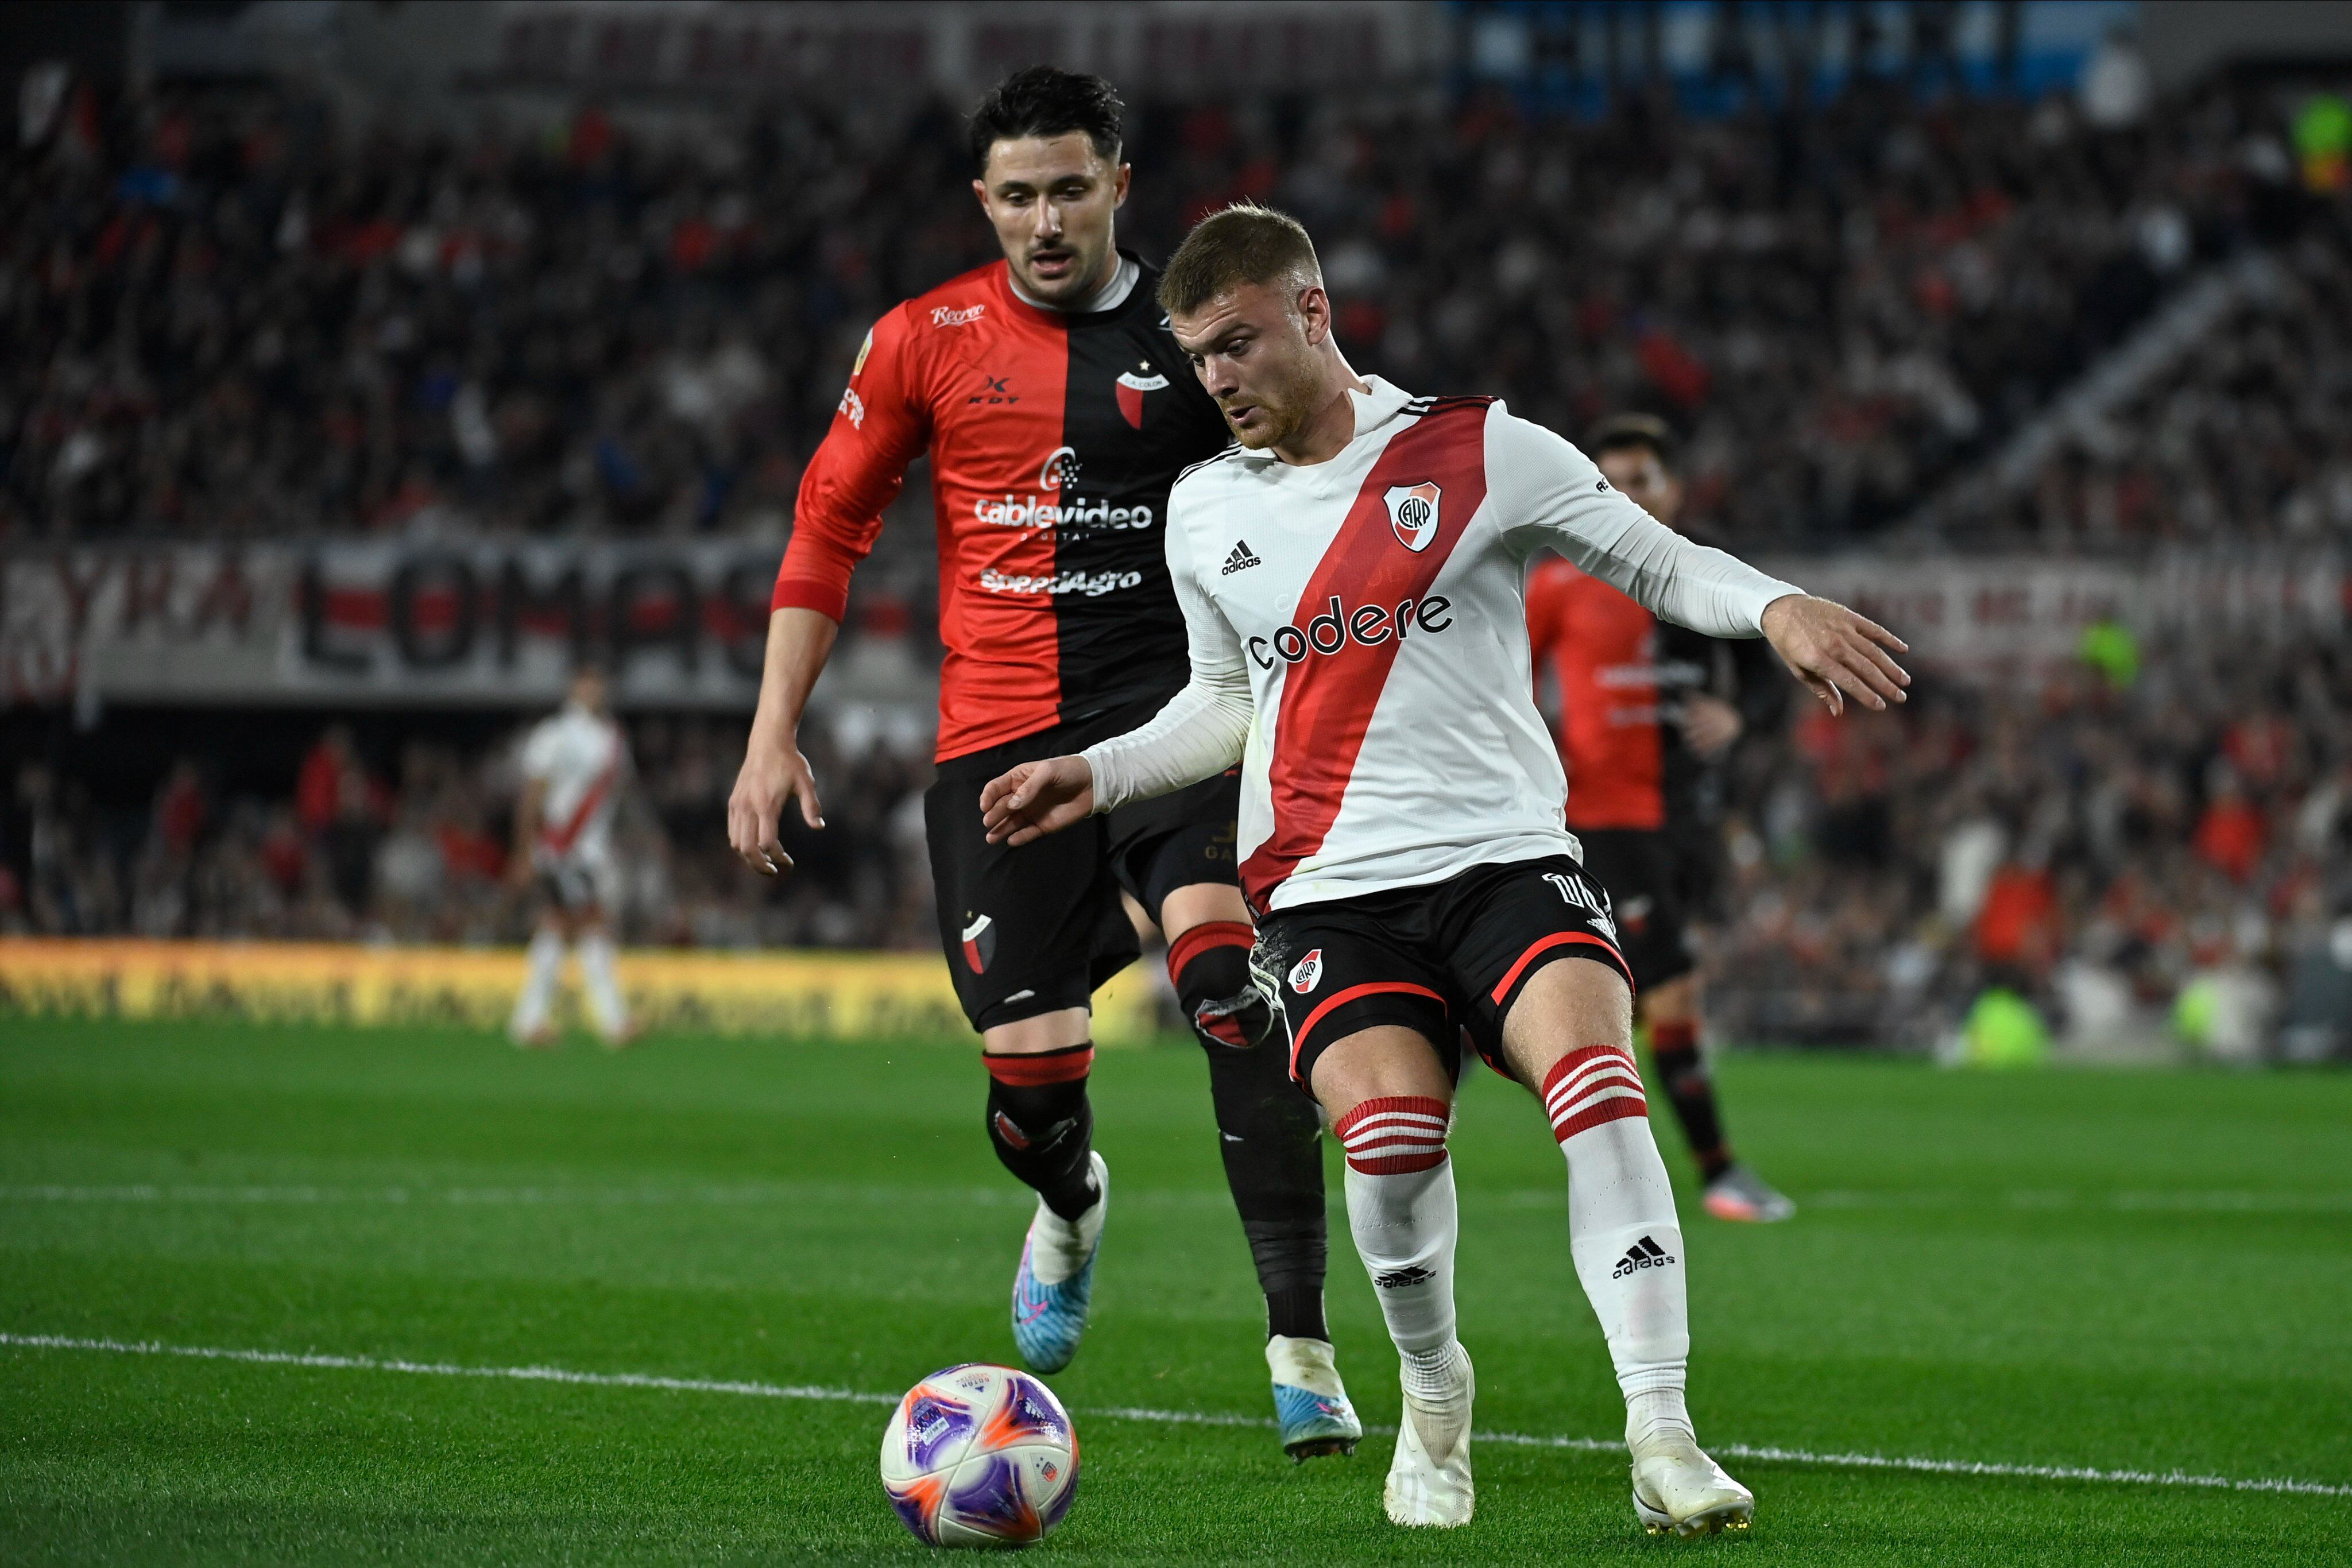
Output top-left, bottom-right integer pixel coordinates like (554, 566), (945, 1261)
(1220, 540), (1262, 575)
(1611, 1235), (1676, 1279)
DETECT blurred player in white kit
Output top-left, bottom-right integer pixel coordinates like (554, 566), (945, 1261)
(508, 666), (637, 1048)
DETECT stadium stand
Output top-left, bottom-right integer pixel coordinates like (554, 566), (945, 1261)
(5, 62), (2349, 1054)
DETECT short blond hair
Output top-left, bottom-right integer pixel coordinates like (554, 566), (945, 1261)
(1156, 200), (1322, 318)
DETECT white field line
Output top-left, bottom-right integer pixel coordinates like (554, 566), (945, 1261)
(8, 1184), (2348, 1215)
(4, 1331), (2347, 1500)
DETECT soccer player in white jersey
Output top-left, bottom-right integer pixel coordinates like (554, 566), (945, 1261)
(509, 666), (637, 1048)
(980, 204), (1909, 1535)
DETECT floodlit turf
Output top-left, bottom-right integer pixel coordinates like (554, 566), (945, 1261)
(3, 1016), (2349, 1565)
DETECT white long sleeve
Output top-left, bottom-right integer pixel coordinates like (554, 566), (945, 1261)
(1491, 412), (1800, 637)
(1081, 507), (1255, 811)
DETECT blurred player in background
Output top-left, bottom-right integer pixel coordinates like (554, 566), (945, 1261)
(726, 68), (1357, 1455)
(978, 202), (1908, 1532)
(509, 665), (636, 1049)
(1526, 416), (1795, 1224)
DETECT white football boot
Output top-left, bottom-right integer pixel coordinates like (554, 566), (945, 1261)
(1629, 1423), (1754, 1538)
(1383, 1346), (1474, 1528)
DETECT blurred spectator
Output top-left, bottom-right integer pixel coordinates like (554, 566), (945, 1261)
(5, 71), (2338, 551)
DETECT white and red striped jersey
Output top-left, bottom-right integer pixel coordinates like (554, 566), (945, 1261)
(1081, 378), (1800, 915)
(519, 702), (628, 867)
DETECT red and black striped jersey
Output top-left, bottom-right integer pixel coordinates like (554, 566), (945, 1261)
(773, 253), (1234, 761)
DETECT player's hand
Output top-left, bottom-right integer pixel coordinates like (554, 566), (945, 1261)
(1759, 594), (1910, 717)
(1680, 694), (1743, 758)
(980, 756), (1095, 847)
(728, 734), (825, 876)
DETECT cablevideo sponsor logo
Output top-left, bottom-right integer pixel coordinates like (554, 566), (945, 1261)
(1247, 595), (1453, 669)
(930, 303), (985, 328)
(978, 567), (1145, 597)
(971, 494), (1155, 532)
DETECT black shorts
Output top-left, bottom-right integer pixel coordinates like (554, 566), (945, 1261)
(1249, 853), (1635, 1090)
(926, 699), (1242, 1033)
(1572, 828), (1720, 991)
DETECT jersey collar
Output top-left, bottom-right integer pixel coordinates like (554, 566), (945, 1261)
(999, 251), (1142, 320)
(1232, 375), (1417, 467)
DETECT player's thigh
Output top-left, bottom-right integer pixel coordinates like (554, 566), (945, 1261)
(924, 764), (1126, 1033)
(1494, 957), (1635, 1090)
(1444, 854), (1638, 1082)
(1251, 904), (1456, 1093)
(1105, 766), (1245, 934)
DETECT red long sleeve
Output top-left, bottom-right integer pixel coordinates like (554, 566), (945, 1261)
(772, 305), (930, 622)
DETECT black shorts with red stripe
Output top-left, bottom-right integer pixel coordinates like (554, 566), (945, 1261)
(1569, 827), (1722, 992)
(926, 695), (1242, 1033)
(1248, 853), (1635, 1089)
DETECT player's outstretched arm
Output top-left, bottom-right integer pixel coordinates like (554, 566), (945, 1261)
(980, 756), (1096, 847)
(1758, 594), (1911, 717)
(728, 607), (838, 875)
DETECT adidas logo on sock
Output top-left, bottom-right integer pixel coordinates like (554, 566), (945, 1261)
(1373, 1264), (1435, 1290)
(1611, 1235), (1676, 1279)
(1220, 540), (1262, 575)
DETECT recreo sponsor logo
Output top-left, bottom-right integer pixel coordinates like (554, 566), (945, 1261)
(1385, 481), (1441, 552)
(1247, 595), (1453, 670)
(931, 303), (985, 328)
(1288, 948), (1323, 993)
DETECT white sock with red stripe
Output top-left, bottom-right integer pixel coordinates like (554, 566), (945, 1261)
(578, 931), (629, 1039)
(1539, 1047), (1696, 1447)
(1334, 1096), (1461, 1373)
(510, 928), (564, 1038)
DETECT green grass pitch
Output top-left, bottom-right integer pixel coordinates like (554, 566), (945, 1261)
(3, 1015), (2349, 1565)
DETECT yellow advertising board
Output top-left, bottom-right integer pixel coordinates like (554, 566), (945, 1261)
(0, 939), (1173, 1046)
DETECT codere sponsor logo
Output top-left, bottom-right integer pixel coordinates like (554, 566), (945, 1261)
(1247, 595), (1453, 670)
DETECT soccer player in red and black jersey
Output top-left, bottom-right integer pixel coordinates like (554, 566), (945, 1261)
(725, 69), (1360, 1454)
(1525, 415), (1795, 1224)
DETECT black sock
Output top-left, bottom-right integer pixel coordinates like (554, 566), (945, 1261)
(983, 1045), (1100, 1220)
(1170, 925), (1329, 1343)
(1650, 1020), (1732, 1182)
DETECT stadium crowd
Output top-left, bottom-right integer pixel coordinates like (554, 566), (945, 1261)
(6, 65), (2350, 1054)
(5, 71), (2342, 551)
(7, 624), (2348, 1056)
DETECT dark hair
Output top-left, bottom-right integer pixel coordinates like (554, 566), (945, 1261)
(1156, 200), (1322, 318)
(968, 66), (1124, 171)
(1584, 412), (1679, 473)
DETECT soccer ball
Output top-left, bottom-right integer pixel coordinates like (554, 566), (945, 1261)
(879, 1363), (1079, 1547)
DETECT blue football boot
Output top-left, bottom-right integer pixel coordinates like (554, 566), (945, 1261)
(1268, 1333), (1363, 1460)
(1011, 1152), (1108, 1375)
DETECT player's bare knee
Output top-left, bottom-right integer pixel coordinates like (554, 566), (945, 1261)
(1310, 1025), (1454, 1126)
(980, 1006), (1093, 1056)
